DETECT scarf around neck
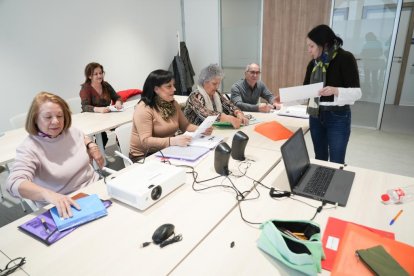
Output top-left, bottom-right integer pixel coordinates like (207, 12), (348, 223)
(155, 96), (176, 121)
(307, 44), (339, 116)
(197, 85), (223, 113)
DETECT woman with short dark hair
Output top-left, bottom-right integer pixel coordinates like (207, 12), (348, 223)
(129, 70), (212, 162)
(304, 24), (361, 164)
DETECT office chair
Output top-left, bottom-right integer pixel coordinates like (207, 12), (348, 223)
(114, 122), (134, 167)
(9, 113), (27, 129)
(65, 97), (82, 114)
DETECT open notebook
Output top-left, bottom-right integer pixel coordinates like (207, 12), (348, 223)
(155, 146), (210, 161)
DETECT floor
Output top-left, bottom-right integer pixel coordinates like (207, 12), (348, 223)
(1, 122), (414, 228)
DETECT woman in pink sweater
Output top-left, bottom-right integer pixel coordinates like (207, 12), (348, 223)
(7, 92), (104, 218)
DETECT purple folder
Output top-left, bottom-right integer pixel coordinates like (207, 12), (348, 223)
(18, 199), (112, 245)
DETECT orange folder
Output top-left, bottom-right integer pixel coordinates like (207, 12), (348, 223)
(322, 217), (395, 271)
(254, 121), (293, 141)
(331, 223), (414, 275)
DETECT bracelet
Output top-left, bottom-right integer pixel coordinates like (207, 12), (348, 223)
(86, 141), (95, 150)
(168, 137), (171, 146)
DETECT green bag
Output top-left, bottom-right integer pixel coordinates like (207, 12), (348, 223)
(356, 245), (409, 276)
(257, 219), (325, 276)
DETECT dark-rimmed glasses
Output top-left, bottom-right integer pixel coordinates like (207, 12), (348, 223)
(0, 257), (26, 276)
(248, 71), (261, 75)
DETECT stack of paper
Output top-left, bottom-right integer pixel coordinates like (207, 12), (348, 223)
(277, 105), (309, 119)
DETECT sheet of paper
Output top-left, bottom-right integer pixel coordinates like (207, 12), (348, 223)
(108, 105), (125, 112)
(186, 115), (218, 138)
(189, 135), (223, 149)
(279, 82), (323, 103)
(276, 105), (309, 119)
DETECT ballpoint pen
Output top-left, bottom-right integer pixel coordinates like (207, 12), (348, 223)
(389, 209), (403, 225)
(41, 218), (50, 233)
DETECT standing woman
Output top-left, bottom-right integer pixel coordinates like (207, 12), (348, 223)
(304, 25), (361, 164)
(79, 62), (123, 147)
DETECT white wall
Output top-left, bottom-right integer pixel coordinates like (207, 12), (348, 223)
(183, 0), (220, 85)
(0, 0), (182, 131)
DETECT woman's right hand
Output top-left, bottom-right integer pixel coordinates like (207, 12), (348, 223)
(43, 190), (81, 219)
(95, 107), (110, 113)
(170, 135), (192, 147)
(223, 114), (242, 129)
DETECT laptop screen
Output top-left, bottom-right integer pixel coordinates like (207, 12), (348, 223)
(280, 128), (311, 189)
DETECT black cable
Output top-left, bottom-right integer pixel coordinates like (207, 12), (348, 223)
(95, 169), (107, 184)
(310, 202), (325, 221)
(160, 234), (183, 248)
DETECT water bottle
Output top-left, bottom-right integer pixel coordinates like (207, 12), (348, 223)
(381, 185), (414, 204)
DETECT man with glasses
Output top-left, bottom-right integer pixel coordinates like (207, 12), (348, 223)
(230, 63), (281, 112)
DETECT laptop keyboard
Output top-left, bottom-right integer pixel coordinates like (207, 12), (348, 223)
(303, 167), (335, 197)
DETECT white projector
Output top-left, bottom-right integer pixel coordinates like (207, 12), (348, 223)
(106, 161), (186, 210)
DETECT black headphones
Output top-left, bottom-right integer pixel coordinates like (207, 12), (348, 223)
(269, 187), (291, 198)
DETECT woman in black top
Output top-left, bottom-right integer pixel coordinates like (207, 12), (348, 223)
(304, 25), (361, 164)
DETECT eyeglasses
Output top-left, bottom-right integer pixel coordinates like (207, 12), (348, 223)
(248, 71), (261, 75)
(0, 257), (26, 276)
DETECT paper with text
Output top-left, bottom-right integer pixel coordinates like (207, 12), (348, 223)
(186, 115), (218, 138)
(279, 82), (323, 103)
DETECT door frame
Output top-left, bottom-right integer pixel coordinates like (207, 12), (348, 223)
(377, 0), (402, 129)
(394, 2), (414, 105)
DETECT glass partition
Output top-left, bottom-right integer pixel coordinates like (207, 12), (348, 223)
(332, 0), (401, 128)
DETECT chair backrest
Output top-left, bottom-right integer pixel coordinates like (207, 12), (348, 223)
(66, 97), (82, 114)
(114, 122), (133, 167)
(9, 113), (28, 129)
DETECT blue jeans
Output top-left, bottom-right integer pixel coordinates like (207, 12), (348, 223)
(309, 110), (351, 164)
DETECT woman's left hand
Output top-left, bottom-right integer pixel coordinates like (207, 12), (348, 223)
(202, 127), (213, 136)
(319, 86), (339, 97)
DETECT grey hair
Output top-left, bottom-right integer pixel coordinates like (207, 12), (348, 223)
(198, 64), (224, 86)
(245, 63), (260, 72)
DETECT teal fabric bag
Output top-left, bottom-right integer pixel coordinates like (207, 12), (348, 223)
(257, 220), (325, 276)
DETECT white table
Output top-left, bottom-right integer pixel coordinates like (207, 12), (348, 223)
(0, 96), (189, 166)
(0, 250), (28, 275)
(0, 146), (282, 275)
(212, 111), (309, 152)
(170, 160), (414, 275)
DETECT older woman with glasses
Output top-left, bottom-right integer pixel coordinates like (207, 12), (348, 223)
(184, 63), (249, 129)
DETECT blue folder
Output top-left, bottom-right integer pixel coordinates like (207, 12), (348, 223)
(50, 194), (108, 231)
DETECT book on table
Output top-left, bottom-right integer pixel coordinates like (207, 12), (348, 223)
(18, 194), (111, 245)
(50, 194), (108, 231)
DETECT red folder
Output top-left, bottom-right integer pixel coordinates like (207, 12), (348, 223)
(254, 121), (293, 141)
(322, 217), (395, 271)
(331, 223), (414, 275)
